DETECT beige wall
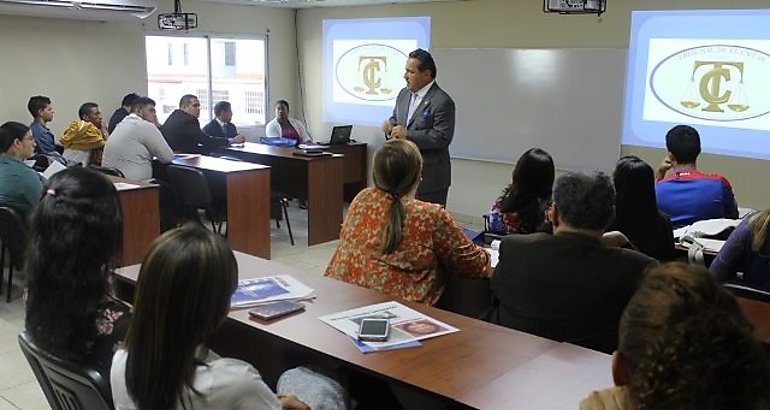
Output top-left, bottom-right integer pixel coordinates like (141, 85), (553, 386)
(0, 0), (297, 138)
(296, 0), (770, 220)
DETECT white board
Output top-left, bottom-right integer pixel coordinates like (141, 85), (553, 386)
(433, 48), (627, 172)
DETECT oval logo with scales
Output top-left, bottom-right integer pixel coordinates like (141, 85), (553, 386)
(335, 44), (407, 102)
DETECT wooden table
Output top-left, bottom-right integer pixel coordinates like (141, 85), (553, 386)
(115, 252), (612, 409)
(738, 297), (770, 345)
(167, 155), (272, 259)
(218, 143), (345, 246)
(323, 142), (367, 202)
(109, 177), (160, 267)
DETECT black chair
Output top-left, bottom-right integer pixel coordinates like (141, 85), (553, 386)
(88, 165), (125, 178)
(18, 331), (114, 410)
(272, 194), (295, 246)
(166, 164), (224, 233)
(723, 282), (770, 303)
(0, 206), (27, 303)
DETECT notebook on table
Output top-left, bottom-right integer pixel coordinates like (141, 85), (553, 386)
(321, 125), (353, 145)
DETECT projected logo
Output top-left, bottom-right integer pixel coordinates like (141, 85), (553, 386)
(334, 43), (408, 102)
(648, 44), (770, 122)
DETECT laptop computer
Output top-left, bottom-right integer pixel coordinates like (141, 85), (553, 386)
(327, 125), (353, 145)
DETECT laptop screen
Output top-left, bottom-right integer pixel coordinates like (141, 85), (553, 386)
(329, 125), (352, 145)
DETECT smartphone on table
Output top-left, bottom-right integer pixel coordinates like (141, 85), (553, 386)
(248, 301), (305, 321)
(357, 318), (390, 342)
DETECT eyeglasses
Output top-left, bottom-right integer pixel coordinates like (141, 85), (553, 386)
(22, 136), (34, 142)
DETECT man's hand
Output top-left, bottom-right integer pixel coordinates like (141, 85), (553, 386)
(391, 125), (408, 140)
(381, 119), (394, 135)
(234, 134), (246, 144)
(655, 156), (672, 180)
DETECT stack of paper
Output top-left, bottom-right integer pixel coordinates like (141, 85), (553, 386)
(319, 301), (459, 353)
(230, 275), (314, 308)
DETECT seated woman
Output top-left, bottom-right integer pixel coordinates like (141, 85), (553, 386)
(25, 167), (129, 376)
(325, 139), (490, 305)
(580, 263), (770, 409)
(112, 225), (345, 410)
(608, 156), (676, 261)
(0, 121), (46, 217)
(265, 100), (312, 145)
(486, 148), (554, 235)
(710, 209), (770, 290)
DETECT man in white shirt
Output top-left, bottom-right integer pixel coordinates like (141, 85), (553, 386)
(103, 97), (173, 181)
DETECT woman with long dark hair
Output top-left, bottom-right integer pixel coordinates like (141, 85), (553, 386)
(609, 156), (676, 261)
(25, 167), (128, 375)
(486, 148), (554, 235)
(325, 139), (490, 305)
(112, 225), (344, 410)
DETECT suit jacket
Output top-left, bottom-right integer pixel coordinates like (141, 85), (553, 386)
(160, 110), (228, 154)
(389, 82), (455, 195)
(202, 119), (238, 140)
(489, 232), (656, 353)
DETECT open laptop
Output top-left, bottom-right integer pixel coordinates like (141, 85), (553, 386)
(326, 125), (353, 145)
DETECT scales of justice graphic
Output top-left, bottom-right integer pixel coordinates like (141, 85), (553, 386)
(680, 60), (751, 113)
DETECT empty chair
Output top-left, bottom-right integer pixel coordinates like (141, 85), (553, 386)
(272, 193), (295, 246)
(18, 330), (114, 410)
(166, 164), (224, 233)
(0, 206), (27, 302)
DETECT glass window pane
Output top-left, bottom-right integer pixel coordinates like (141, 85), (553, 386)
(146, 36), (210, 124)
(211, 38), (267, 126)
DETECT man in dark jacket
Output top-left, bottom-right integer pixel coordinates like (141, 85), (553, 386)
(161, 94), (244, 154)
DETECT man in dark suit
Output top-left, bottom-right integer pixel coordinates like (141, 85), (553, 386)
(489, 172), (656, 353)
(382, 48), (455, 206)
(161, 95), (245, 154)
(107, 93), (139, 134)
(202, 101), (240, 140)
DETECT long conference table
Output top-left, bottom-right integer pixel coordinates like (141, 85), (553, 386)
(114, 252), (612, 409)
(217, 143), (345, 246)
(109, 176), (160, 267)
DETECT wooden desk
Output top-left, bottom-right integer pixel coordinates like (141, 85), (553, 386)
(168, 155), (272, 259)
(738, 297), (770, 345)
(218, 143), (344, 246)
(323, 142), (367, 202)
(115, 252), (611, 409)
(109, 177), (160, 267)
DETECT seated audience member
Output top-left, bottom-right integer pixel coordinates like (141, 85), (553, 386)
(0, 122), (45, 216)
(25, 167), (130, 376)
(103, 96), (173, 181)
(108, 93), (140, 134)
(27, 95), (60, 156)
(486, 148), (554, 235)
(265, 100), (312, 144)
(609, 156), (676, 261)
(161, 94), (244, 154)
(580, 263), (770, 410)
(203, 101), (241, 140)
(60, 102), (106, 166)
(325, 139), (490, 305)
(489, 171), (656, 353)
(655, 124), (738, 227)
(111, 225), (346, 410)
(710, 209), (770, 290)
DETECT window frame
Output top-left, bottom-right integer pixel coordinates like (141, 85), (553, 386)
(143, 31), (270, 128)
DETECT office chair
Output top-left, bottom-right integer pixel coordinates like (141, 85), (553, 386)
(18, 331), (114, 410)
(166, 164), (225, 234)
(0, 206), (27, 302)
(88, 165), (125, 178)
(723, 282), (770, 303)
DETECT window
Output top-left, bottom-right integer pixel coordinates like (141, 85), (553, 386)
(224, 41), (236, 66)
(146, 35), (267, 125)
(245, 91), (264, 115)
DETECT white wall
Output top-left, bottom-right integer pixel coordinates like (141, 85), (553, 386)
(0, 0), (297, 138)
(296, 0), (770, 221)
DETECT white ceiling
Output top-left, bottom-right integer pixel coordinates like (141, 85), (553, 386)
(245, 0), (463, 8)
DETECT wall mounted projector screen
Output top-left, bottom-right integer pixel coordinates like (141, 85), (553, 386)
(322, 17), (431, 126)
(622, 9), (770, 160)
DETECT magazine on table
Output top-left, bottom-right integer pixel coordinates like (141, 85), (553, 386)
(230, 275), (314, 308)
(319, 301), (459, 352)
